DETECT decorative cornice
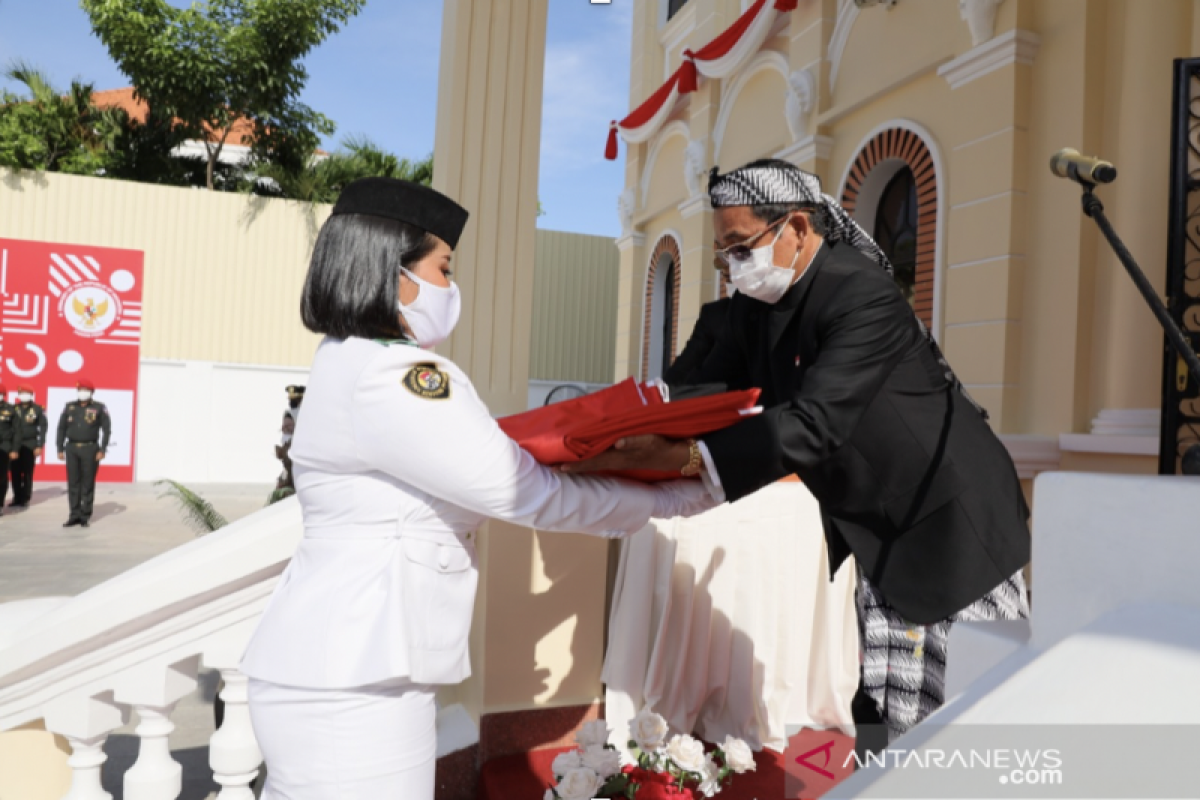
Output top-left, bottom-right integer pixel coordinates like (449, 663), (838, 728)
(1058, 434), (1158, 457)
(678, 194), (711, 219)
(615, 233), (646, 253)
(785, 68), (817, 142)
(937, 28), (1041, 90)
(775, 135), (835, 165)
(959, 0), (1005, 47)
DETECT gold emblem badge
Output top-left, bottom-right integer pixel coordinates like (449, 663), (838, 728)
(402, 364), (451, 400)
(85, 409), (98, 424)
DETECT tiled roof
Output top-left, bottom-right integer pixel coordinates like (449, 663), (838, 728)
(92, 87), (256, 147)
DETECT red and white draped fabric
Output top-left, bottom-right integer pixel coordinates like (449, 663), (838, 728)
(606, 0), (798, 160)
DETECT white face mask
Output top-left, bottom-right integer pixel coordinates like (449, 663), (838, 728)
(78, 390), (93, 402)
(17, 393), (32, 404)
(398, 267), (462, 348)
(726, 219), (800, 305)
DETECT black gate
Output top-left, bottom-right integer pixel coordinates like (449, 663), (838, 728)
(1160, 58), (1200, 474)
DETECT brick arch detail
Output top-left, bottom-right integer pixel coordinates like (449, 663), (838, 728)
(642, 234), (682, 381)
(841, 128), (938, 328)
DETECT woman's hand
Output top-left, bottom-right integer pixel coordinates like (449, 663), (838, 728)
(651, 479), (719, 520)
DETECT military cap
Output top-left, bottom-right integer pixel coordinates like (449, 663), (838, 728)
(331, 178), (469, 249)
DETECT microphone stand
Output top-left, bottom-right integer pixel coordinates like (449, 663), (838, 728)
(1078, 183), (1200, 473)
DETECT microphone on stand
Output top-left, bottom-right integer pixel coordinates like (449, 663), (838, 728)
(1050, 148), (1118, 185)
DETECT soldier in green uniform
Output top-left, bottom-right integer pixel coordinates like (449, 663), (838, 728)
(9, 384), (47, 509)
(56, 379), (111, 528)
(0, 384), (15, 514)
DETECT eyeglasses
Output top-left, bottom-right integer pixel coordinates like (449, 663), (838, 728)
(714, 214), (792, 264)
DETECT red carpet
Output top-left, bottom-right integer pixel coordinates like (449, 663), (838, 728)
(479, 729), (856, 800)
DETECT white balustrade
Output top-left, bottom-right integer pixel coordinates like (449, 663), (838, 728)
(45, 691), (130, 800)
(0, 498), (302, 799)
(116, 656), (201, 800)
(209, 669), (262, 800)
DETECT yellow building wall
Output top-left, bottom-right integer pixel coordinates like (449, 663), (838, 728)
(619, 0), (1200, 478)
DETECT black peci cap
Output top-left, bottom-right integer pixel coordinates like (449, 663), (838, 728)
(331, 178), (470, 249)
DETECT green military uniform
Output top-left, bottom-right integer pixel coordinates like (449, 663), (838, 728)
(10, 398), (48, 507)
(0, 396), (15, 512)
(57, 400), (111, 525)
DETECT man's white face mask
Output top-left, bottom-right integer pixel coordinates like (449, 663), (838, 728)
(398, 267), (462, 348)
(78, 390), (93, 402)
(725, 217), (800, 305)
(17, 393), (32, 404)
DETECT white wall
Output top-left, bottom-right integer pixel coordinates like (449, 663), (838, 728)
(136, 359), (308, 484)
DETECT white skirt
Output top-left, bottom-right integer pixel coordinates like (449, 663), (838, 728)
(248, 677), (437, 800)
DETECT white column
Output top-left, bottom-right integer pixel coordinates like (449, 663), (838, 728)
(209, 668), (261, 800)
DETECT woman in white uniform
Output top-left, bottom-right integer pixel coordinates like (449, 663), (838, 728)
(240, 178), (717, 799)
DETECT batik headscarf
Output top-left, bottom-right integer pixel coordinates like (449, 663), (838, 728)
(708, 161), (987, 420)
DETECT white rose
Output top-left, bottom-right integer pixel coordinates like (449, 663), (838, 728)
(631, 707), (669, 752)
(664, 733), (707, 774)
(582, 744), (623, 779)
(698, 756), (722, 797)
(555, 767), (602, 800)
(551, 749), (583, 777)
(575, 719), (611, 750)
(720, 735), (756, 774)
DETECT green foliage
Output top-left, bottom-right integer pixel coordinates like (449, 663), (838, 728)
(154, 479), (230, 535)
(266, 486), (295, 506)
(251, 137), (434, 204)
(0, 61), (127, 175)
(82, 0), (366, 189)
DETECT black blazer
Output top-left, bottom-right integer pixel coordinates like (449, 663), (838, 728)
(686, 241), (1030, 624)
(664, 298), (732, 385)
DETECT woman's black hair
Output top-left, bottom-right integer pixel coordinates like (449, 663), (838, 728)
(300, 213), (438, 340)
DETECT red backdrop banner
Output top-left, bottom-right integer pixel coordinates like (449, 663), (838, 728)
(2, 238), (144, 483)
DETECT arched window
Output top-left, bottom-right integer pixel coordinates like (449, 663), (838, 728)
(874, 167), (918, 303)
(661, 258), (677, 371)
(643, 234), (681, 380)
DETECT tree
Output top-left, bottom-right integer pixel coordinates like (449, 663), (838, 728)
(0, 61), (126, 174)
(83, 0), (366, 190)
(251, 136), (433, 203)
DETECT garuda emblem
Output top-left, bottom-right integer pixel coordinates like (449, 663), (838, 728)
(73, 296), (110, 329)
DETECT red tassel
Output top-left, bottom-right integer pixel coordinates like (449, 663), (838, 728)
(605, 123), (619, 161)
(774, 0), (798, 9)
(678, 53), (698, 94)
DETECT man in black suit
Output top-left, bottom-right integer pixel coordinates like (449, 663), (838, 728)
(663, 292), (731, 385)
(564, 159), (1029, 748)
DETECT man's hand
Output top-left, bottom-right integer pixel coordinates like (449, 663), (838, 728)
(8, 452), (16, 460)
(96, 451), (105, 462)
(557, 434), (691, 475)
(33, 448), (42, 457)
(57, 451), (64, 461)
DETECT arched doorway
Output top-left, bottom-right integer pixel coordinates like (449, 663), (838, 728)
(842, 128), (939, 329)
(643, 234), (681, 380)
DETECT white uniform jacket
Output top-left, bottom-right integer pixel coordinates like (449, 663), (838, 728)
(241, 337), (665, 689)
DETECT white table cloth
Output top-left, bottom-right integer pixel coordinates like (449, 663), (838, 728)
(603, 480), (859, 753)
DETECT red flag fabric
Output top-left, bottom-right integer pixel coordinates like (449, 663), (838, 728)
(498, 380), (761, 482)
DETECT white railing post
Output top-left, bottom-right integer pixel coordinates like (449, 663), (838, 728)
(115, 655), (200, 800)
(44, 691), (130, 800)
(209, 668), (261, 800)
